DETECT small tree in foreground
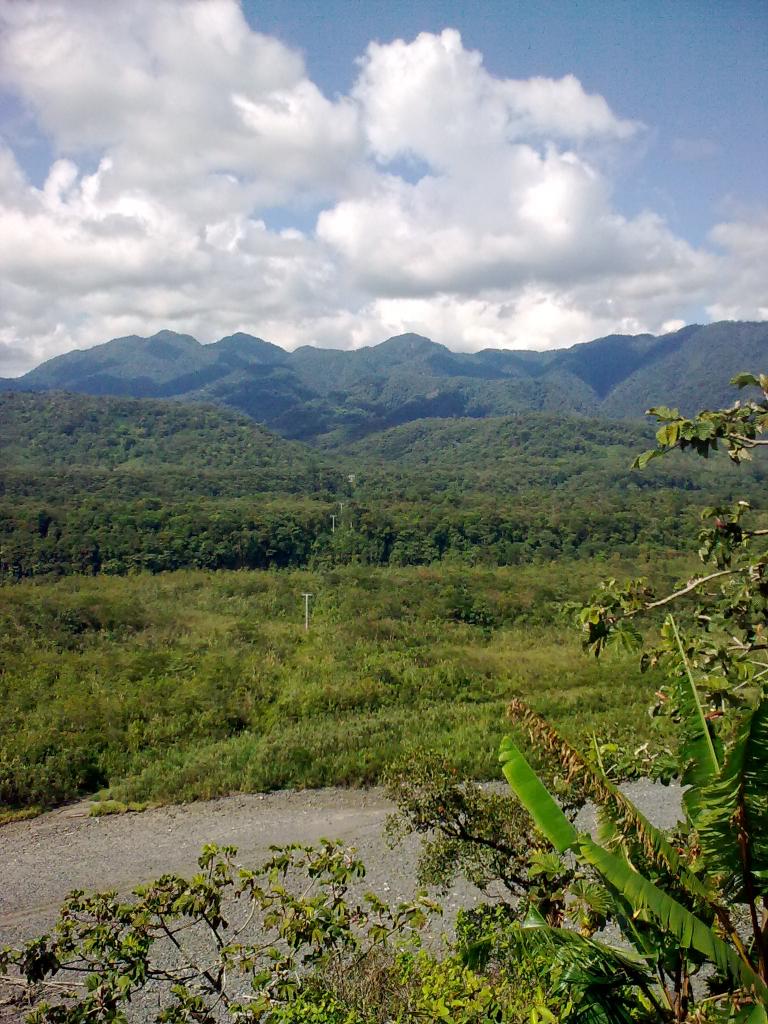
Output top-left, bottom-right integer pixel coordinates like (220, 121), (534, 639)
(500, 373), (768, 1022)
(1, 839), (541, 1023)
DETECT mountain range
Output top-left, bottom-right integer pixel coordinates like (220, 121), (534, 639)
(2, 320), (766, 441)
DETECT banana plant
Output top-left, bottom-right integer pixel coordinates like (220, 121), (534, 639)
(504, 375), (768, 1020)
(499, 689), (768, 1022)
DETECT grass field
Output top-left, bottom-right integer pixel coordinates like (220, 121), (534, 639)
(0, 556), (691, 814)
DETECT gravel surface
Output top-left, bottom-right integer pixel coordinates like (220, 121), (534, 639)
(1, 780), (682, 944)
(0, 781), (683, 1020)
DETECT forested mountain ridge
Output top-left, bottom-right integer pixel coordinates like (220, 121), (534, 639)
(2, 389), (766, 579)
(2, 320), (766, 440)
(0, 391), (342, 499)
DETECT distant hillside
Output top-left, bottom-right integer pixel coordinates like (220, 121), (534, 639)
(0, 391), (341, 500)
(336, 413), (768, 504)
(2, 389), (766, 579)
(3, 321), (766, 440)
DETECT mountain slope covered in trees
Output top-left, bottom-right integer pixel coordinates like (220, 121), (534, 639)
(2, 390), (766, 579)
(0, 391), (340, 498)
(2, 320), (766, 440)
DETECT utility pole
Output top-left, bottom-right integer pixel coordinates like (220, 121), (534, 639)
(331, 514), (337, 533)
(301, 592), (313, 632)
(338, 502), (344, 516)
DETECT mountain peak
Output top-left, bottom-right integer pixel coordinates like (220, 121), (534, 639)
(144, 331), (201, 357)
(372, 333), (447, 359)
(213, 333), (288, 362)
(378, 333), (438, 348)
(149, 329), (198, 343)
(3, 320), (766, 440)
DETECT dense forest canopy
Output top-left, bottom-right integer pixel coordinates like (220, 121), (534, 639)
(2, 390), (766, 579)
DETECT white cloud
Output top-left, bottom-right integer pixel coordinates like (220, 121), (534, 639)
(0, 3), (763, 374)
(706, 215), (768, 322)
(0, 0), (362, 208)
(353, 29), (639, 171)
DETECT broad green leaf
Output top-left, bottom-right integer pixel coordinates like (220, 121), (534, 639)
(577, 836), (766, 998)
(508, 699), (712, 905)
(632, 449), (660, 469)
(668, 616), (721, 819)
(500, 735), (767, 999)
(656, 422), (680, 447)
(696, 420), (717, 440)
(698, 698), (768, 900)
(646, 406), (680, 420)
(736, 1004), (768, 1023)
(499, 737), (577, 854)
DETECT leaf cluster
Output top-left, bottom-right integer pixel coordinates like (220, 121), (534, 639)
(635, 374), (768, 468)
(1, 841), (437, 1023)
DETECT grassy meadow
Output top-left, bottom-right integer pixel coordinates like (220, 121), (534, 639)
(0, 556), (692, 816)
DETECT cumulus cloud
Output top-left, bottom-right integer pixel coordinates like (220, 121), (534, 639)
(353, 29), (640, 170)
(0, 0), (362, 209)
(706, 214), (768, 322)
(0, 1), (763, 373)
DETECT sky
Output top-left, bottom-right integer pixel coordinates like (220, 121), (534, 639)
(0, 0), (766, 375)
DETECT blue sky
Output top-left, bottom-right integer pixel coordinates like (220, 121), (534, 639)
(0, 0), (765, 373)
(245, 0), (767, 245)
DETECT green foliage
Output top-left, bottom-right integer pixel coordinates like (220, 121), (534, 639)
(499, 721), (767, 1017)
(0, 391), (326, 480)
(635, 371), (768, 466)
(3, 388), (766, 580)
(1, 840), (535, 1023)
(499, 372), (768, 1020)
(696, 698), (768, 900)
(499, 917), (659, 1023)
(0, 562), (671, 813)
(397, 951), (520, 1023)
(383, 750), (573, 912)
(88, 799), (148, 817)
(266, 992), (364, 1022)
(5, 361), (768, 1022)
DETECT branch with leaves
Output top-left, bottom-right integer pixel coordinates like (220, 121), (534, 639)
(0, 841), (437, 1024)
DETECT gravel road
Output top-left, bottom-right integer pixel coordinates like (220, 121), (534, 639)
(0, 781), (683, 1021)
(1, 788), (420, 945)
(0, 780), (683, 947)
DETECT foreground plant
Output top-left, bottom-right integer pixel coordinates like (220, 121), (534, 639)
(1, 840), (437, 1023)
(499, 373), (768, 1022)
(383, 749), (579, 921)
(1, 839), (544, 1023)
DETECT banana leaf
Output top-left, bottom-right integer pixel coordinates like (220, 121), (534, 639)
(697, 697), (768, 900)
(736, 1005), (768, 1023)
(667, 616), (722, 820)
(499, 735), (578, 854)
(504, 920), (657, 1024)
(507, 698), (714, 905)
(500, 736), (767, 1000)
(577, 836), (764, 995)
